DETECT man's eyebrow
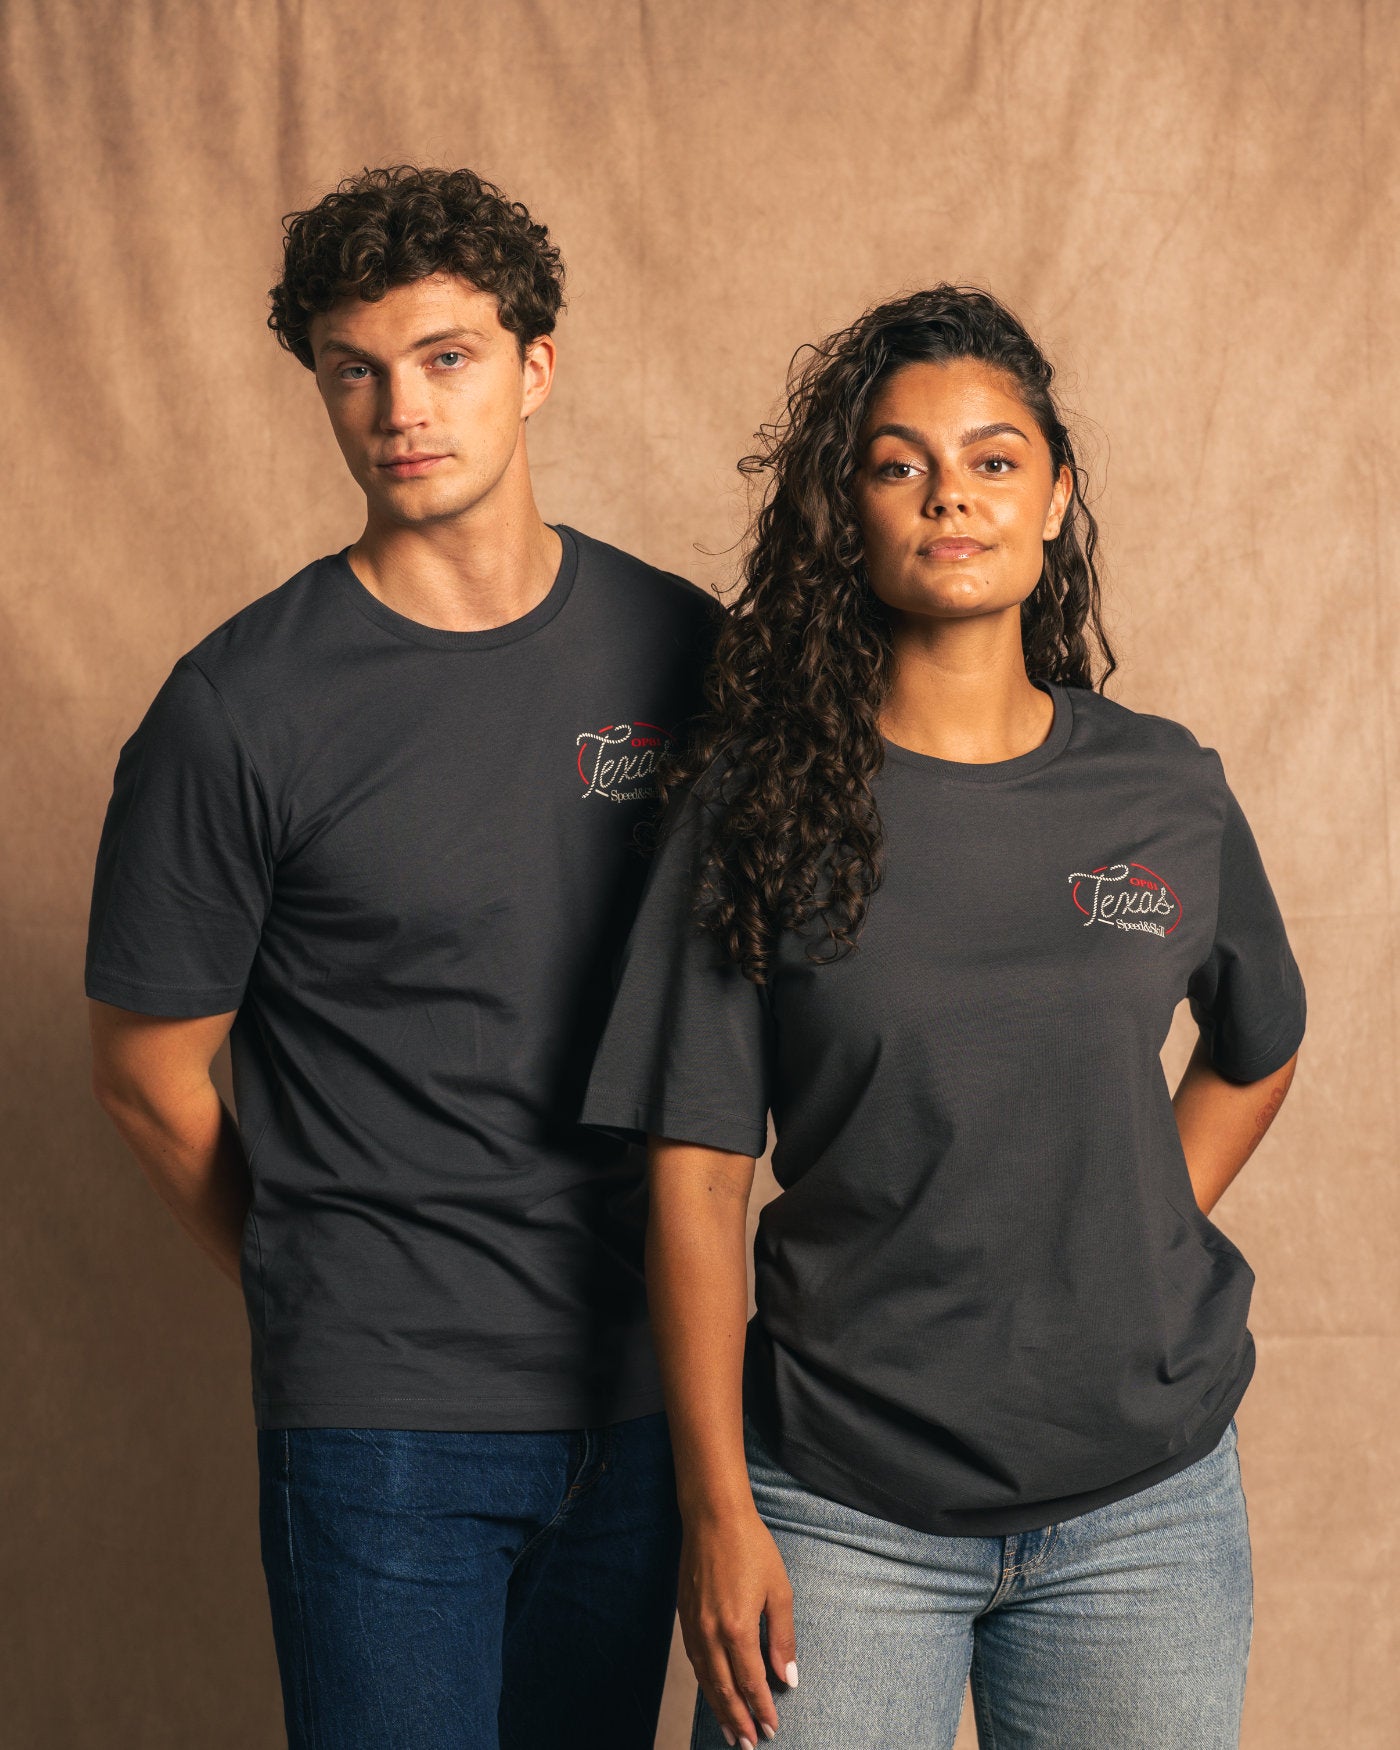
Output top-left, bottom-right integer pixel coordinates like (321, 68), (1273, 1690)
(863, 420), (1032, 448)
(317, 326), (490, 361)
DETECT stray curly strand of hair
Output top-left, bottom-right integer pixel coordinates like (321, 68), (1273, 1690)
(267, 164), (565, 368)
(663, 285), (1118, 985)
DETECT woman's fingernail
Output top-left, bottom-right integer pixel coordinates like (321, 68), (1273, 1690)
(739, 1739), (756, 1750)
(761, 1726), (778, 1742)
(721, 1732), (735, 1748)
(784, 1660), (799, 1688)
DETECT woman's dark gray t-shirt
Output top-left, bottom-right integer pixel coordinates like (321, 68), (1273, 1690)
(580, 681), (1307, 1535)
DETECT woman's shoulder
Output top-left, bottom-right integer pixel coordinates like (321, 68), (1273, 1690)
(1061, 682), (1226, 786)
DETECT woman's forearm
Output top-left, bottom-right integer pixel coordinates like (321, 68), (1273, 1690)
(646, 1136), (758, 1518)
(1172, 1035), (1300, 1215)
(646, 1135), (796, 1746)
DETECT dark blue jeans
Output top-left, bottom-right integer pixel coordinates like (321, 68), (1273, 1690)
(257, 1411), (681, 1749)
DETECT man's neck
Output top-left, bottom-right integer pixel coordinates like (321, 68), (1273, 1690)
(346, 493), (563, 635)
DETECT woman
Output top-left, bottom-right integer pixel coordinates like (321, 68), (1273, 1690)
(582, 287), (1305, 1749)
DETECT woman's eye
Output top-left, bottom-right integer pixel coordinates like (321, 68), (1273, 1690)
(878, 460), (918, 479)
(979, 454), (1015, 474)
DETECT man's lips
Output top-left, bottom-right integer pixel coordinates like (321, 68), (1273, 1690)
(919, 538), (989, 559)
(378, 453), (450, 477)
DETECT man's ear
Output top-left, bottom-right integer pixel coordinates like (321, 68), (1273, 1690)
(521, 333), (556, 420)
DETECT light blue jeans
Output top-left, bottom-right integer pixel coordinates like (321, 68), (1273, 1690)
(693, 1414), (1252, 1749)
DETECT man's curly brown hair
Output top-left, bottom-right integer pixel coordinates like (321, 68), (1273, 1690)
(268, 164), (566, 368)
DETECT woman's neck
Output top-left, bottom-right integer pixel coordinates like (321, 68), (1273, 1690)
(879, 631), (1054, 765)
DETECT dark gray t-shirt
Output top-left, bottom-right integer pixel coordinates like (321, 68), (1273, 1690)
(86, 526), (716, 1431)
(581, 680), (1307, 1534)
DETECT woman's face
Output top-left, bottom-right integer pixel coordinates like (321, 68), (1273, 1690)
(851, 357), (1072, 625)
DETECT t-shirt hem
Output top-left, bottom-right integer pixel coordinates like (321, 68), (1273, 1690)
(85, 969), (245, 1017)
(579, 1089), (767, 1157)
(253, 1378), (667, 1432)
(747, 1352), (1254, 1539)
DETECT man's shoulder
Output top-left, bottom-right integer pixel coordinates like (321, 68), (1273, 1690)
(565, 525), (720, 625)
(180, 553), (344, 697)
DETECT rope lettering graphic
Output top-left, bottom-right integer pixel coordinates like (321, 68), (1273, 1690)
(576, 722), (671, 803)
(1067, 862), (1182, 938)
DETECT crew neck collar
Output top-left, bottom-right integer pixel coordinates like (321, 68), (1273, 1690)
(880, 679), (1073, 784)
(327, 524), (578, 650)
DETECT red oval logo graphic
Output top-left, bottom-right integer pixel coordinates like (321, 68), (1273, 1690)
(576, 720), (672, 803)
(1068, 861), (1182, 937)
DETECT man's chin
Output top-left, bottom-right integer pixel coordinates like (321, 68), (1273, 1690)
(370, 482), (486, 528)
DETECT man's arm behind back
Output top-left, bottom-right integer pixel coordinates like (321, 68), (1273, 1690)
(88, 1002), (249, 1286)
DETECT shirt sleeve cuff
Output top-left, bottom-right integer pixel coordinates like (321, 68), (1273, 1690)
(579, 1089), (768, 1158)
(84, 969), (245, 1019)
(1209, 1007), (1307, 1083)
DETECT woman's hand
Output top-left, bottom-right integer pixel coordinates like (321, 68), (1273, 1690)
(680, 1503), (797, 1747)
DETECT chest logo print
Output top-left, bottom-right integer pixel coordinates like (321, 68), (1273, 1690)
(1067, 862), (1182, 938)
(576, 721), (672, 803)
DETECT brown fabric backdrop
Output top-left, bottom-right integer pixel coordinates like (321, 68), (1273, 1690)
(3, 2), (1396, 1744)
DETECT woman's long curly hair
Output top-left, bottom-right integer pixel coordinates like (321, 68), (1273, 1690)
(665, 285), (1118, 984)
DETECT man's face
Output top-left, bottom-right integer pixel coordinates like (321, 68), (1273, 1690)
(309, 273), (554, 528)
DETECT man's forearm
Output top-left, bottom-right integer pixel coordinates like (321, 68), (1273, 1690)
(97, 1082), (251, 1285)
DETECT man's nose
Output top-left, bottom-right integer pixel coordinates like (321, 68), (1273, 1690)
(379, 368), (431, 429)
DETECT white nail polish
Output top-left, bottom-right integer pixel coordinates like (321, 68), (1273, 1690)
(761, 1726), (777, 1742)
(721, 1731), (735, 1749)
(784, 1660), (799, 1688)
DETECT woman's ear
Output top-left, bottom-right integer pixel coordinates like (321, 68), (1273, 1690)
(1043, 463), (1073, 542)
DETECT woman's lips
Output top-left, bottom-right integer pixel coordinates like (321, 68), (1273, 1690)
(921, 538), (989, 560)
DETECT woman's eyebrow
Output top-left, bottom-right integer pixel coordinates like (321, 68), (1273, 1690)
(865, 421), (927, 446)
(864, 420), (1031, 448)
(961, 421), (1030, 446)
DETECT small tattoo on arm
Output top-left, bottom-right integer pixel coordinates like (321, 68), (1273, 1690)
(1249, 1074), (1291, 1151)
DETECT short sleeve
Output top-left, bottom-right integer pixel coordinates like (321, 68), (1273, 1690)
(1186, 770), (1306, 1082)
(85, 658), (274, 1017)
(580, 784), (773, 1156)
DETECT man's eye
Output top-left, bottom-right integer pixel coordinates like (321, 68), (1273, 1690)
(436, 352), (465, 367)
(340, 364), (371, 380)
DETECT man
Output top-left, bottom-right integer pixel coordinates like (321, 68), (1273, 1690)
(86, 164), (715, 1749)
